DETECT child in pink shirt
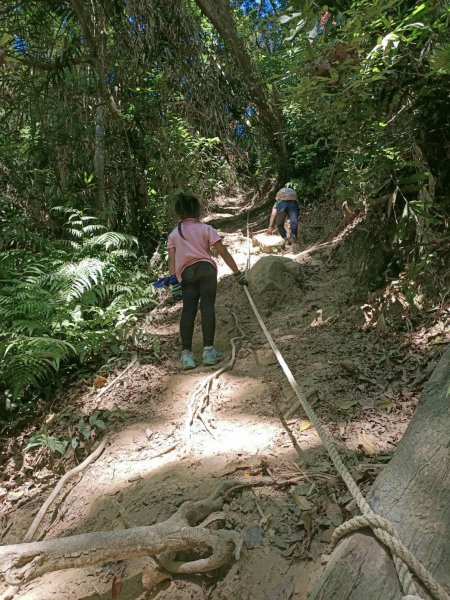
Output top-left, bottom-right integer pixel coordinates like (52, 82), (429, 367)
(168, 194), (247, 370)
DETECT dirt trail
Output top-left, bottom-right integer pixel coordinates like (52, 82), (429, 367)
(1, 202), (440, 600)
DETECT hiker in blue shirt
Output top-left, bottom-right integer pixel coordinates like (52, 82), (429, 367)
(266, 187), (300, 247)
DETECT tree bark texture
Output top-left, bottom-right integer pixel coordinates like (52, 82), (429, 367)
(194, 0), (287, 162)
(310, 346), (450, 600)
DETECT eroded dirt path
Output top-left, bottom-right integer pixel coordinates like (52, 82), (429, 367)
(1, 207), (441, 600)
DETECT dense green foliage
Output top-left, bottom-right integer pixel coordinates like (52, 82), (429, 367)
(0, 0), (449, 425)
(0, 205), (155, 411)
(277, 0), (450, 216)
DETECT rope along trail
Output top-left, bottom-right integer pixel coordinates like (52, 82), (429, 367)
(242, 223), (449, 600)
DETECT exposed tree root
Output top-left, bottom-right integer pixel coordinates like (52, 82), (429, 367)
(24, 439), (107, 543)
(0, 480), (244, 591)
(0, 439), (108, 600)
(185, 312), (248, 452)
(0, 476), (299, 598)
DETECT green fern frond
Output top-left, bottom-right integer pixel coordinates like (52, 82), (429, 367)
(0, 284), (56, 323)
(108, 288), (156, 310)
(132, 294), (156, 309)
(0, 206), (157, 401)
(2, 354), (56, 398)
(10, 319), (53, 335)
(67, 213), (83, 223)
(53, 258), (105, 300)
(82, 224), (107, 234)
(0, 226), (49, 251)
(4, 336), (76, 360)
(79, 216), (99, 222)
(51, 206), (78, 216)
(109, 249), (137, 258)
(67, 228), (83, 238)
(60, 239), (82, 250)
(85, 232), (138, 251)
(1, 336), (75, 398)
(89, 283), (131, 303)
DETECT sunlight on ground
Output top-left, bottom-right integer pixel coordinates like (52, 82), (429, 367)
(194, 416), (281, 455)
(85, 415), (323, 502)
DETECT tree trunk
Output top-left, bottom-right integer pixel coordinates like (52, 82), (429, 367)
(94, 103), (106, 213)
(193, 0), (288, 164)
(68, 0), (122, 121)
(310, 346), (450, 600)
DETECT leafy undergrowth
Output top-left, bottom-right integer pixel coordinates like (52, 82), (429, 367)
(0, 206), (159, 432)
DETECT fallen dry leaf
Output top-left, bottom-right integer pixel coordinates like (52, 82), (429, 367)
(292, 493), (314, 511)
(374, 398), (392, 410)
(142, 563), (170, 590)
(325, 500), (343, 526)
(359, 431), (377, 455)
(111, 575), (122, 598)
(298, 420), (311, 432)
(320, 526), (335, 543)
(339, 399), (357, 411)
(94, 376), (108, 389)
(303, 512), (315, 545)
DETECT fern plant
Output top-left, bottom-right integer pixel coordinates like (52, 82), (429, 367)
(0, 207), (157, 404)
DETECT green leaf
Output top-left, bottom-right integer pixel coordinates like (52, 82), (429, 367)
(338, 400), (358, 410)
(152, 337), (160, 357)
(0, 34), (13, 47)
(25, 433), (67, 455)
(374, 399), (393, 410)
(78, 418), (91, 440)
(410, 4), (426, 17)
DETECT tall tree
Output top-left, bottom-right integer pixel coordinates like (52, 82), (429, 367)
(194, 0), (288, 166)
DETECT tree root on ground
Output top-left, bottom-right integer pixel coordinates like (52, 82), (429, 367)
(0, 480), (244, 592)
(185, 312), (248, 452)
(24, 439), (107, 543)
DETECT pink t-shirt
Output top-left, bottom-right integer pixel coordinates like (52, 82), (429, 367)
(167, 219), (221, 282)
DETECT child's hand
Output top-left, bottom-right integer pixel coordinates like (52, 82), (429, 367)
(234, 271), (248, 286)
(171, 283), (182, 300)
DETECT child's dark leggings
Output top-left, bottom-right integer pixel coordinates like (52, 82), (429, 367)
(180, 261), (217, 351)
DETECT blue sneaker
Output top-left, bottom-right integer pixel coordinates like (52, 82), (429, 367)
(181, 351), (196, 371)
(203, 347), (224, 366)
